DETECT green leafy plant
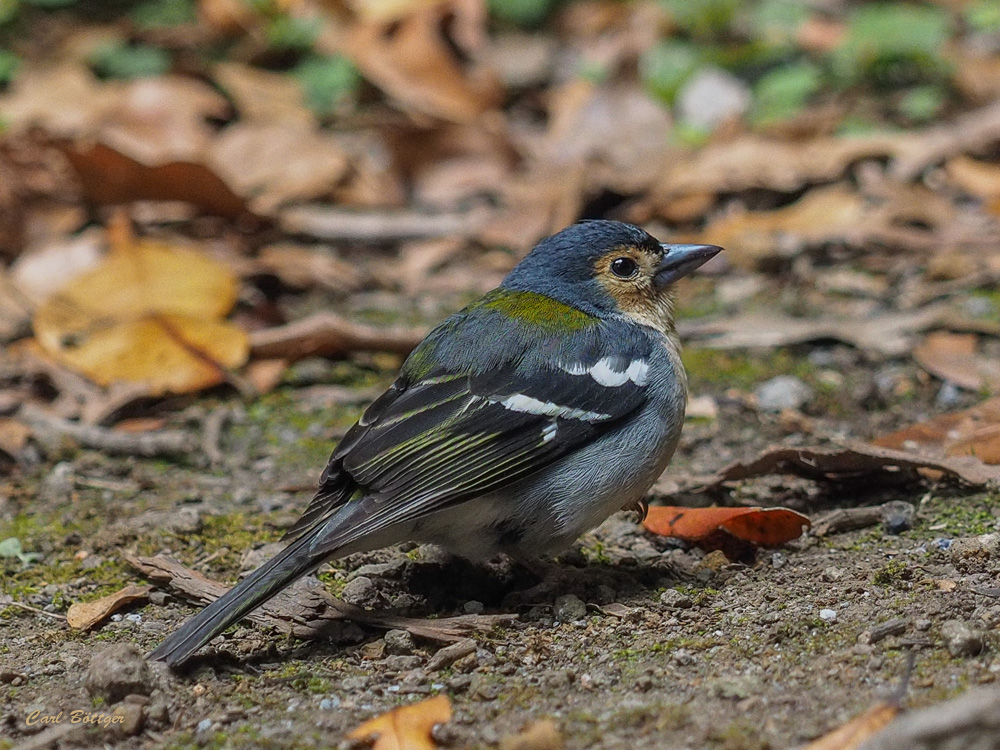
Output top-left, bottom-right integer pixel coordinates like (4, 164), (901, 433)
(294, 54), (359, 117)
(0, 538), (43, 567)
(89, 40), (171, 79)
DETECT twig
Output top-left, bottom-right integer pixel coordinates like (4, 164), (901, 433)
(126, 553), (515, 646)
(858, 687), (1000, 750)
(19, 403), (199, 459)
(201, 406), (230, 467)
(249, 313), (427, 362)
(279, 205), (490, 241)
(1, 599), (68, 621)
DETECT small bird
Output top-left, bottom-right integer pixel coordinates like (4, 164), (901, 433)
(150, 220), (721, 667)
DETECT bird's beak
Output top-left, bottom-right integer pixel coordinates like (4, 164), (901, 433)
(655, 243), (723, 288)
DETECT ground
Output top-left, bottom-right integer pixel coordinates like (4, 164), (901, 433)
(2, 345), (999, 750)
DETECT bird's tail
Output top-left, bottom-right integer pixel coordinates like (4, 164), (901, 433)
(148, 532), (323, 667)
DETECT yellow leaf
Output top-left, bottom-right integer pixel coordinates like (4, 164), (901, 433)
(34, 233), (248, 395)
(347, 695), (452, 750)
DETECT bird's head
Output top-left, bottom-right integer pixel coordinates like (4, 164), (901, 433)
(501, 220), (722, 332)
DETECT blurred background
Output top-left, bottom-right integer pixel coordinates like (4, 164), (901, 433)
(3, 2), (1000, 747)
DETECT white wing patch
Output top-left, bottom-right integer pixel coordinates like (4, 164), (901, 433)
(497, 394), (609, 423)
(541, 422), (558, 443)
(562, 357), (650, 387)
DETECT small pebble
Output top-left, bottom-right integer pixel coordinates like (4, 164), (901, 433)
(341, 576), (382, 607)
(384, 629), (416, 655)
(754, 376), (814, 412)
(197, 719), (213, 733)
(819, 609), (837, 621)
(941, 619), (984, 657)
(463, 600), (485, 614)
(659, 589), (693, 609)
(677, 67), (751, 130)
(553, 594), (586, 622)
(85, 644), (156, 703)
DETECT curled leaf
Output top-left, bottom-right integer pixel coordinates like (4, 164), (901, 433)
(643, 506), (810, 546)
(347, 694), (452, 750)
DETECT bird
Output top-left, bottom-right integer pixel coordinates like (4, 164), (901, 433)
(149, 220), (722, 667)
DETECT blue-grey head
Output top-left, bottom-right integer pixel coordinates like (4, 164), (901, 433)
(501, 220), (722, 327)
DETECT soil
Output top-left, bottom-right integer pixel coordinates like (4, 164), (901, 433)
(2, 343), (999, 750)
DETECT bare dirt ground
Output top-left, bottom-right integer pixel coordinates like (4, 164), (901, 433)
(3, 344), (999, 750)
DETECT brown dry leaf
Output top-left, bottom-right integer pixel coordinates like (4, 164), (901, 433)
(643, 506), (810, 546)
(213, 63), (314, 127)
(98, 76), (230, 165)
(244, 358), (289, 394)
(703, 444), (1000, 488)
(207, 123), (349, 214)
(66, 583), (152, 630)
(33, 220), (248, 395)
(874, 396), (1000, 464)
(347, 695), (452, 750)
(802, 701), (900, 750)
(257, 244), (365, 293)
(694, 185), (867, 269)
(945, 156), (1000, 215)
(347, 0), (443, 22)
(499, 720), (564, 750)
(912, 332), (1000, 392)
(60, 141), (248, 218)
(0, 418), (31, 458)
(678, 305), (950, 358)
(345, 0), (501, 123)
(539, 79), (672, 194)
(0, 64), (120, 138)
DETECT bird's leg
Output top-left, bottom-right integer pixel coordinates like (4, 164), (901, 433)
(622, 497), (649, 524)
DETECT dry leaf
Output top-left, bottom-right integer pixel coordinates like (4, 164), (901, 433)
(945, 156), (1000, 215)
(678, 305), (950, 357)
(692, 185), (867, 269)
(499, 720), (564, 750)
(345, 1), (500, 123)
(874, 396), (1000, 464)
(207, 123), (349, 214)
(257, 244), (365, 293)
(66, 583), (152, 630)
(802, 702), (900, 750)
(59, 141), (248, 218)
(348, 695), (451, 750)
(912, 332), (1000, 392)
(703, 444), (1000, 488)
(643, 506), (810, 546)
(0, 418), (31, 458)
(213, 62), (314, 127)
(0, 64), (120, 138)
(98, 76), (230, 165)
(33, 220), (248, 395)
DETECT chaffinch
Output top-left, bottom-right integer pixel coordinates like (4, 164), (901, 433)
(151, 220), (721, 666)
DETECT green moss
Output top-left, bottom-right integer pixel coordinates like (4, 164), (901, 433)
(872, 559), (909, 586)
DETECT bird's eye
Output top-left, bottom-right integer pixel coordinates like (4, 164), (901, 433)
(610, 256), (639, 278)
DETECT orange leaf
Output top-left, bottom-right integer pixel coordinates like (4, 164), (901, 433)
(348, 695), (452, 750)
(643, 506), (810, 546)
(801, 701), (900, 750)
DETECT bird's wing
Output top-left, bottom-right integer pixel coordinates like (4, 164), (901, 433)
(282, 331), (653, 546)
